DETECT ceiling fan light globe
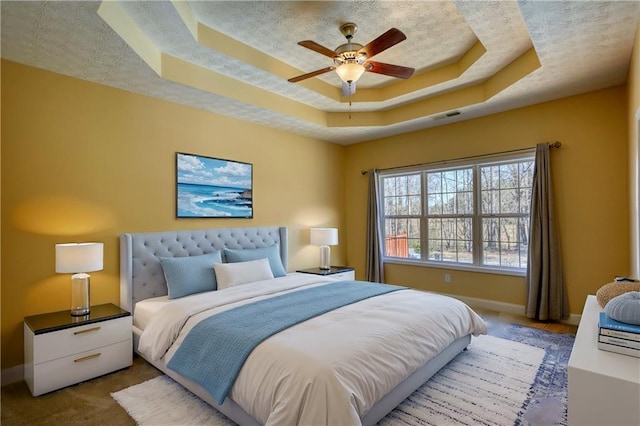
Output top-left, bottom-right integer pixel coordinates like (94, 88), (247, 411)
(336, 62), (365, 83)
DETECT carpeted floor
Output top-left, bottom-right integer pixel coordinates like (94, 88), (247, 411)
(1, 319), (575, 425)
(1, 355), (161, 426)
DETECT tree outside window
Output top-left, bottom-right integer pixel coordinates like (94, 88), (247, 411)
(380, 156), (534, 272)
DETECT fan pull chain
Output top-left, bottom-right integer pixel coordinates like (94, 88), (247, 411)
(348, 82), (352, 119)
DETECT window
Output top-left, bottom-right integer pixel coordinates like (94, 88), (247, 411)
(380, 155), (534, 273)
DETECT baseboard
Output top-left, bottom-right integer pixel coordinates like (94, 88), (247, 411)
(564, 313), (581, 326)
(2, 364), (24, 386)
(443, 293), (581, 326)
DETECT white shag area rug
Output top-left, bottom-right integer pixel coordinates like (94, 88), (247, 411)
(112, 335), (544, 425)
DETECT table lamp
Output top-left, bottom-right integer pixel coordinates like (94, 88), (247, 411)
(55, 242), (103, 316)
(310, 228), (338, 270)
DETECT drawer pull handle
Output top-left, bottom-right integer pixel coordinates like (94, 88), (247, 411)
(74, 353), (101, 363)
(74, 326), (101, 335)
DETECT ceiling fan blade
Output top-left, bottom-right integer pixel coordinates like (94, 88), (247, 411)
(365, 61), (415, 79)
(342, 81), (356, 96)
(288, 66), (335, 83)
(358, 28), (406, 59)
(298, 40), (338, 59)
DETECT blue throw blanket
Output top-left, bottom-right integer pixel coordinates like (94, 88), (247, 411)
(166, 281), (405, 404)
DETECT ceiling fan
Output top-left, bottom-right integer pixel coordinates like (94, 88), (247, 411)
(288, 23), (415, 96)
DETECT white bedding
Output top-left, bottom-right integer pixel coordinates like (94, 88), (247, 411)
(137, 274), (487, 425)
(133, 295), (169, 330)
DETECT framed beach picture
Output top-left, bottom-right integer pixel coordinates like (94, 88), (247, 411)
(176, 152), (253, 218)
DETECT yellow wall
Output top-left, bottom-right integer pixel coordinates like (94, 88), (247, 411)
(1, 50), (636, 370)
(628, 20), (640, 278)
(345, 86), (630, 316)
(0, 60), (346, 369)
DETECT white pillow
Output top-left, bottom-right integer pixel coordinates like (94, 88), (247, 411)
(214, 257), (274, 290)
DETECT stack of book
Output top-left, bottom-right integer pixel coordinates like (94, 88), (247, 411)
(598, 312), (640, 358)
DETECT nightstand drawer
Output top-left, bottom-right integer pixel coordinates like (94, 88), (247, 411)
(328, 270), (355, 280)
(29, 340), (132, 396)
(31, 316), (131, 363)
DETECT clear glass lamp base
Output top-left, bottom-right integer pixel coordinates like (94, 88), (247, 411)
(319, 245), (331, 270)
(70, 273), (91, 316)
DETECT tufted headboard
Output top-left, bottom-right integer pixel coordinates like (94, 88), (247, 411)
(119, 226), (288, 312)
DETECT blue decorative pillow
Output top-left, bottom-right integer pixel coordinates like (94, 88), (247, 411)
(159, 251), (222, 299)
(223, 245), (286, 277)
(605, 291), (640, 325)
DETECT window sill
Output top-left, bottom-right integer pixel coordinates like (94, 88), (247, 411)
(383, 258), (527, 277)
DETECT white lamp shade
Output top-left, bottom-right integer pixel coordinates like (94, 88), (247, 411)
(335, 63), (366, 83)
(56, 243), (104, 273)
(310, 228), (339, 246)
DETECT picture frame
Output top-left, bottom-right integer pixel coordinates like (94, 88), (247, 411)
(176, 152), (253, 218)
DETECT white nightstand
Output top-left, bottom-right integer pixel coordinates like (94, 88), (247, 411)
(24, 303), (132, 396)
(296, 266), (355, 281)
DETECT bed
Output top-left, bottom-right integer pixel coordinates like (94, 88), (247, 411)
(120, 226), (487, 425)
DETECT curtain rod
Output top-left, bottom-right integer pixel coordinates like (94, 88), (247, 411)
(361, 141), (561, 175)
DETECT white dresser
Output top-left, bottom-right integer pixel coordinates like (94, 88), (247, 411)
(24, 303), (132, 396)
(567, 295), (640, 425)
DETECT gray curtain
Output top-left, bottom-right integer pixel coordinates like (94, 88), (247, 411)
(526, 144), (568, 320)
(366, 169), (385, 283)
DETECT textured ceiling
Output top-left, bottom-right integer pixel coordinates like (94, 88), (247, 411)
(1, 1), (639, 145)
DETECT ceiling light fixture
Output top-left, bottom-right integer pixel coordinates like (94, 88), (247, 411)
(288, 23), (414, 119)
(335, 61), (366, 83)
(289, 22), (414, 91)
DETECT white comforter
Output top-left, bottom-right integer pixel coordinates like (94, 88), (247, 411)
(138, 274), (487, 425)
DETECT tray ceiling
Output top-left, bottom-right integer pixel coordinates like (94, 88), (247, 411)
(1, 1), (639, 145)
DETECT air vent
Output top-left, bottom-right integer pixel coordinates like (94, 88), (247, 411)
(433, 110), (462, 121)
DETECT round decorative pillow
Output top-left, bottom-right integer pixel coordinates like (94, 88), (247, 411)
(605, 292), (640, 325)
(596, 281), (640, 308)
